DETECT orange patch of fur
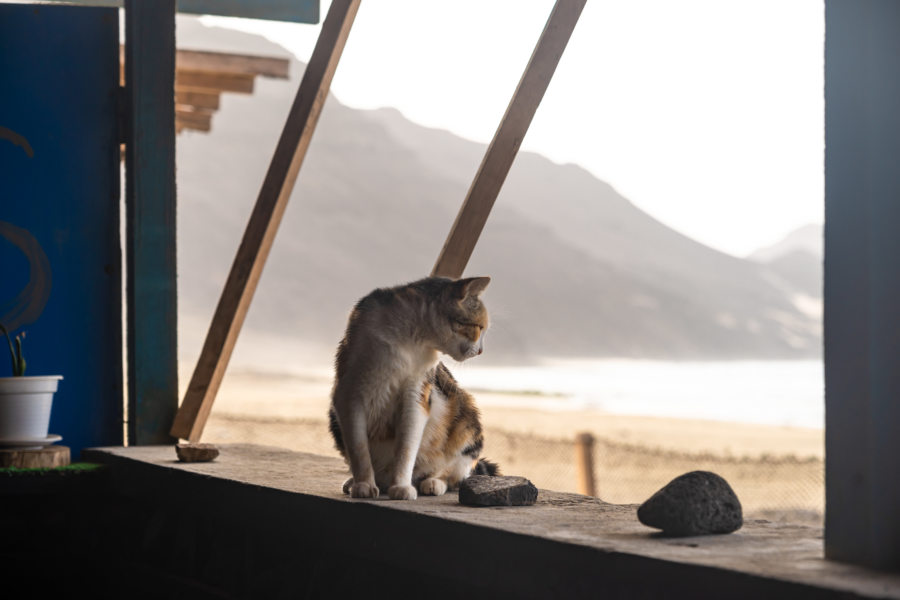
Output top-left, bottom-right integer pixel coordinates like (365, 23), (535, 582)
(414, 375), (484, 486)
(418, 382), (432, 415)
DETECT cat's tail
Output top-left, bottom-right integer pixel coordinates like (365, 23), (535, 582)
(474, 457), (500, 476)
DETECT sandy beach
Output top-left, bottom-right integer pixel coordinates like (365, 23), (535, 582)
(196, 370), (824, 524)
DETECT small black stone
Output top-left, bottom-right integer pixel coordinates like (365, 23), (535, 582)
(637, 471), (742, 536)
(459, 475), (538, 506)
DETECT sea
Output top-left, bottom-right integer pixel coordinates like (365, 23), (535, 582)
(211, 332), (825, 430)
(446, 359), (825, 430)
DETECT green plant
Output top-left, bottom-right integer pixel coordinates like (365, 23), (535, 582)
(0, 323), (25, 376)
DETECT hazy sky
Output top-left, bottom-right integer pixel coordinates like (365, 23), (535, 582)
(202, 0), (824, 258)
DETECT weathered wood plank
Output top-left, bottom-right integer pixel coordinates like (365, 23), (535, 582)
(0, 445), (70, 469)
(176, 69), (255, 94)
(176, 49), (290, 79)
(170, 0), (361, 441)
(175, 107), (213, 132)
(431, 0), (586, 279)
(175, 89), (220, 110)
(124, 0), (178, 445)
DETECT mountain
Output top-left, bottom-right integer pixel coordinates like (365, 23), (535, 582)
(174, 18), (821, 368)
(748, 224), (822, 264)
(748, 224), (823, 302)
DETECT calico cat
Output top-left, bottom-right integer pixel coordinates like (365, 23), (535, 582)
(328, 276), (499, 500)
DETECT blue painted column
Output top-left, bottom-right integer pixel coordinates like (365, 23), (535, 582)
(824, 0), (900, 571)
(125, 0), (179, 445)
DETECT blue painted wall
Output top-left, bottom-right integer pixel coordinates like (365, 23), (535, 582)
(0, 5), (122, 457)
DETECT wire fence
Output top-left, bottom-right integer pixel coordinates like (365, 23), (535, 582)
(204, 413), (825, 525)
(481, 428), (824, 524)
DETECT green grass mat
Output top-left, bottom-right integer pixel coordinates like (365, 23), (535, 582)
(0, 462), (105, 477)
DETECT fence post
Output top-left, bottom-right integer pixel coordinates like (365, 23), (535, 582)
(575, 432), (596, 497)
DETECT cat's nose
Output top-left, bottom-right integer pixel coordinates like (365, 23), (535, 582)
(477, 347), (483, 355)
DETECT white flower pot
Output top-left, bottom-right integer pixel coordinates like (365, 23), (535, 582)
(0, 375), (63, 439)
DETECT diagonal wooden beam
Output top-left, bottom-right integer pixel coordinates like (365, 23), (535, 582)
(170, 0), (361, 441)
(431, 0), (586, 279)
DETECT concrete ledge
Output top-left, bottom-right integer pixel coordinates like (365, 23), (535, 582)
(81, 444), (900, 599)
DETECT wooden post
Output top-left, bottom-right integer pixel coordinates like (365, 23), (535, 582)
(575, 432), (596, 497)
(170, 0), (360, 441)
(431, 0), (586, 279)
(125, 0), (179, 445)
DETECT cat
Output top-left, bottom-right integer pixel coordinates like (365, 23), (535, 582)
(328, 276), (499, 500)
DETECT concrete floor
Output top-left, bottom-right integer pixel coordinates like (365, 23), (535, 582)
(83, 443), (900, 599)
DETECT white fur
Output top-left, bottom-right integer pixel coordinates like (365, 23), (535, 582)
(419, 477), (448, 496)
(339, 386), (476, 497)
(332, 332), (441, 498)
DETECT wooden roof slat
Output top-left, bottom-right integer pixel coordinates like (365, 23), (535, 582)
(175, 106), (213, 132)
(175, 89), (220, 110)
(175, 69), (255, 94)
(176, 49), (290, 79)
(119, 45), (289, 134)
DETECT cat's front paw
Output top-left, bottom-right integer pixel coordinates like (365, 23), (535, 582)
(342, 477), (354, 495)
(350, 480), (380, 498)
(388, 484), (418, 500)
(418, 477), (448, 496)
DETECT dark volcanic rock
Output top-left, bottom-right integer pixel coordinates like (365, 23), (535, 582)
(459, 475), (538, 507)
(637, 471), (742, 536)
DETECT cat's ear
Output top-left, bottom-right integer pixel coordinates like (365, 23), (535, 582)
(453, 276), (491, 300)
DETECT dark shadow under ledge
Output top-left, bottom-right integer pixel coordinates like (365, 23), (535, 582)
(67, 443), (899, 599)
